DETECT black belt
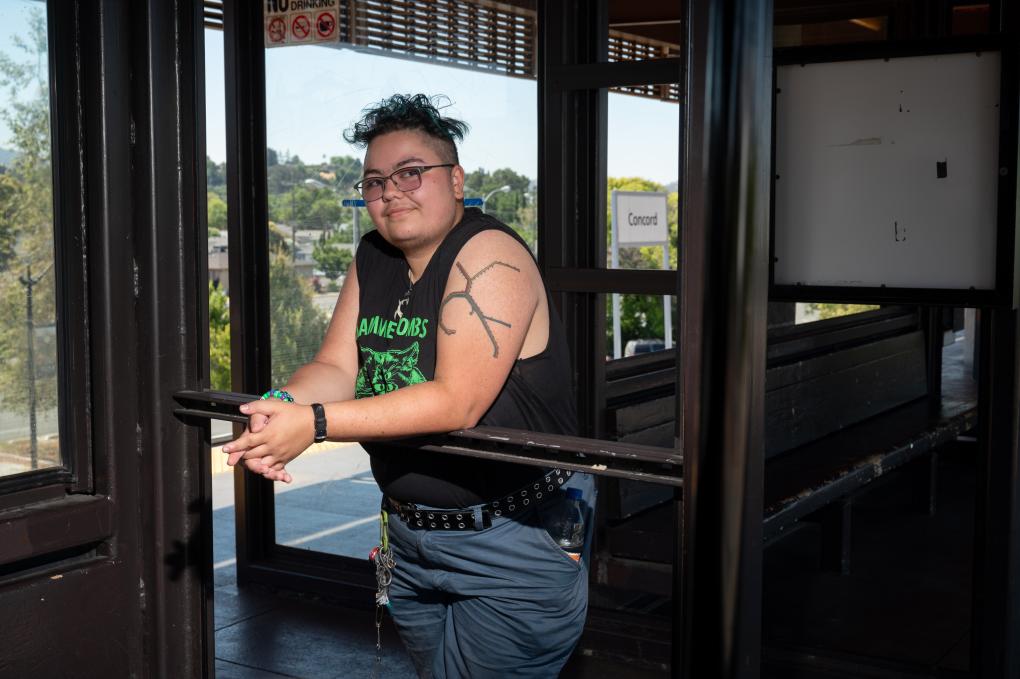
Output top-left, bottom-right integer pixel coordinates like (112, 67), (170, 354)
(385, 469), (575, 531)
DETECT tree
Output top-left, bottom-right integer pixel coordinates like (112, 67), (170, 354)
(462, 167), (535, 248)
(312, 231), (353, 279)
(269, 249), (327, 386)
(207, 155), (226, 189)
(207, 191), (227, 236)
(0, 173), (23, 271)
(208, 281), (231, 391)
(0, 7), (58, 422)
(327, 155), (363, 190)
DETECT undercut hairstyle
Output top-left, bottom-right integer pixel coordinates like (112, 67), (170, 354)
(343, 94), (469, 165)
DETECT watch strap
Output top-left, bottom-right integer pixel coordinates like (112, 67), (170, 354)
(311, 403), (327, 443)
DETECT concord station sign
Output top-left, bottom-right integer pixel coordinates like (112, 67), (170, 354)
(612, 190), (669, 246)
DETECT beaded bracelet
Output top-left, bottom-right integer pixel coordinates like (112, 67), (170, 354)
(260, 388), (295, 403)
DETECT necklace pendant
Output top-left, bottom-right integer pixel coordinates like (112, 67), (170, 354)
(394, 283), (412, 320)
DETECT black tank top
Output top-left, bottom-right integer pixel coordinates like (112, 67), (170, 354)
(354, 208), (577, 507)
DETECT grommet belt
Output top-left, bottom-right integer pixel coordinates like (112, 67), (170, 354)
(385, 469), (575, 531)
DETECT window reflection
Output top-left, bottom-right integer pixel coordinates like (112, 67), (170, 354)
(795, 303), (881, 325)
(606, 0), (682, 66)
(0, 0), (60, 478)
(607, 93), (679, 273)
(775, 16), (888, 48)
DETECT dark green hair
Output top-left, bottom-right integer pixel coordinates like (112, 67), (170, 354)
(343, 94), (469, 164)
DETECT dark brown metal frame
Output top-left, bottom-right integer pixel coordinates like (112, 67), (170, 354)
(768, 35), (1020, 308)
(0, 0), (91, 508)
(2, 0), (213, 676)
(678, 0), (771, 676)
(972, 308), (1020, 677)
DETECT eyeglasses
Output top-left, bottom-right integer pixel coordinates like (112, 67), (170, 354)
(354, 164), (455, 202)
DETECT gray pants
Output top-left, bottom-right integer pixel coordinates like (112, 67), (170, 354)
(385, 472), (595, 678)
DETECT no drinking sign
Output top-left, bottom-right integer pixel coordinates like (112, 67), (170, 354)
(265, 0), (340, 48)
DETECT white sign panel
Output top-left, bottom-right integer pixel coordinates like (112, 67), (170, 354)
(265, 0), (339, 48)
(613, 191), (669, 246)
(774, 51), (1001, 291)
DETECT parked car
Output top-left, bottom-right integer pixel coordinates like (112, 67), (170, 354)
(624, 338), (666, 357)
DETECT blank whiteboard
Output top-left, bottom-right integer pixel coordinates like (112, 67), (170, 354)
(773, 51), (1002, 291)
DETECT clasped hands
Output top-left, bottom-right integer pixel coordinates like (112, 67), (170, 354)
(221, 399), (317, 483)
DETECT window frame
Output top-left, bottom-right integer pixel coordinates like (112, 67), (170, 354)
(0, 0), (92, 506)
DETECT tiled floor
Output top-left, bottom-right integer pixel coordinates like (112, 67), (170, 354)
(213, 444), (417, 678)
(214, 586), (415, 678)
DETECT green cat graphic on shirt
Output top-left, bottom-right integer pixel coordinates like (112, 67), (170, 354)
(355, 342), (428, 398)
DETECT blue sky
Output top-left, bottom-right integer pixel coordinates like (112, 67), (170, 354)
(1, 1), (680, 187)
(206, 31), (680, 186)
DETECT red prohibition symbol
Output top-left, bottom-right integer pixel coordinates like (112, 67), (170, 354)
(317, 12), (336, 38)
(267, 16), (286, 43)
(292, 14), (311, 39)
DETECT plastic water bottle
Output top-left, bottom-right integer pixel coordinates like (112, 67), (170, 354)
(544, 487), (585, 561)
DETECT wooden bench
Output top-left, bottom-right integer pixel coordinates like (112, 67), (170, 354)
(593, 307), (978, 593)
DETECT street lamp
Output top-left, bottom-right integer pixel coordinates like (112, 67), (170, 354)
(18, 262), (52, 470)
(481, 185), (511, 214)
(280, 180), (301, 263)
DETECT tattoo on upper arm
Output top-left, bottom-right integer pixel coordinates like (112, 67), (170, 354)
(440, 260), (521, 358)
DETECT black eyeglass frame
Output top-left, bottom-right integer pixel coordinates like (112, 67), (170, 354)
(354, 164), (456, 202)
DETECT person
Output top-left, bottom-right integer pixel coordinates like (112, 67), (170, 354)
(221, 93), (593, 678)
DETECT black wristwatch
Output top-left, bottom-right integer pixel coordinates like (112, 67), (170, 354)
(311, 403), (327, 443)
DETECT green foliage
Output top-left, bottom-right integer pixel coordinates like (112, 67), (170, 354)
(312, 231), (354, 279)
(208, 281), (231, 391)
(207, 157), (227, 202)
(803, 303), (880, 321)
(268, 221), (290, 254)
(0, 173), (23, 271)
(269, 250), (327, 386)
(208, 191), (227, 235)
(207, 155), (225, 186)
(462, 167), (536, 250)
(0, 7), (57, 417)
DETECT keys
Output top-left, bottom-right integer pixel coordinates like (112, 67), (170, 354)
(373, 546), (395, 607)
(369, 508), (397, 670)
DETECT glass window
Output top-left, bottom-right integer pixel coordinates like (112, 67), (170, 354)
(606, 92), (679, 273)
(263, 39), (538, 556)
(0, 0), (60, 478)
(607, 294), (677, 361)
(205, 26), (231, 401)
(794, 302), (881, 325)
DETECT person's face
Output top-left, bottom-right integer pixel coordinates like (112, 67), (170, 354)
(361, 129), (465, 251)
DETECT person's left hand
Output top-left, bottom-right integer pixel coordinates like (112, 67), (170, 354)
(222, 400), (315, 482)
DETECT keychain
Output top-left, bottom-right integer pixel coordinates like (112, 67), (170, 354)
(369, 509), (396, 676)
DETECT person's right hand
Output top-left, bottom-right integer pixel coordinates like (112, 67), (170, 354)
(225, 412), (293, 483)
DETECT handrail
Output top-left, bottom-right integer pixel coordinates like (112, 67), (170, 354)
(173, 389), (683, 487)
